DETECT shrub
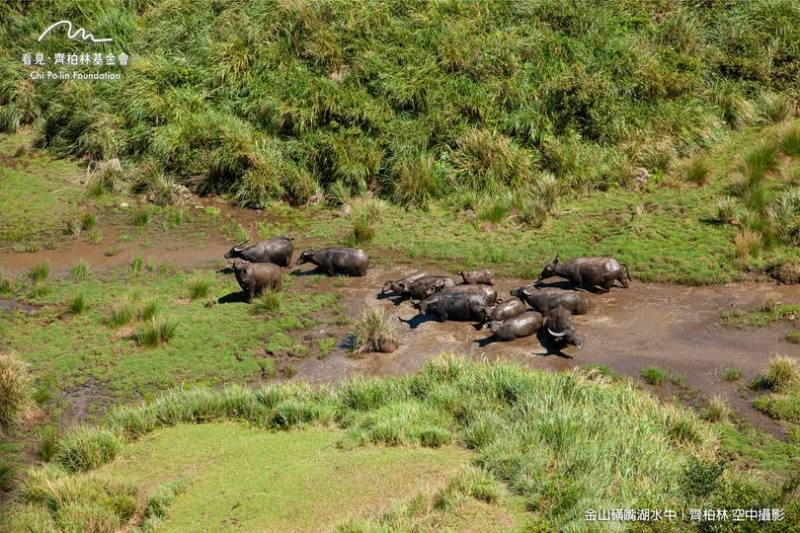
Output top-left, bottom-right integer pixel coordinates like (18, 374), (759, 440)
(701, 395), (731, 422)
(56, 427), (123, 472)
(756, 356), (800, 392)
(29, 261), (49, 284)
(390, 154), (444, 208)
(135, 318), (178, 348)
(70, 260), (90, 281)
(67, 293), (88, 315)
(350, 306), (399, 354)
(640, 366), (668, 386)
(0, 353), (30, 435)
(449, 128), (532, 194)
(188, 278), (212, 300)
(721, 367), (742, 381)
(733, 230), (762, 259)
(251, 291), (280, 314)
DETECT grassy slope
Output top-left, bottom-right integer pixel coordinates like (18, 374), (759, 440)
(0, 135), (84, 245)
(102, 423), (469, 532)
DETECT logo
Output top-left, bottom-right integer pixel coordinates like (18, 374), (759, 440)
(37, 20), (112, 44)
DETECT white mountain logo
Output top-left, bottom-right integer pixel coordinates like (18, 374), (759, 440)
(37, 20), (113, 44)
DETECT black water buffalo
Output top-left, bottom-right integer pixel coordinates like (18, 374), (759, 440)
(406, 275), (457, 300)
(417, 292), (490, 322)
(230, 259), (282, 301)
(480, 296), (526, 323)
(490, 311), (543, 341)
(461, 269), (494, 285)
(510, 286), (592, 315)
(224, 237), (294, 267)
(545, 305), (582, 348)
(442, 284), (497, 304)
(538, 255), (630, 292)
(296, 247), (369, 276)
(381, 272), (427, 296)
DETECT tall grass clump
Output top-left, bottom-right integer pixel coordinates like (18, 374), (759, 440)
(67, 293), (88, 315)
(107, 304), (134, 328)
(350, 306), (398, 354)
(251, 291), (281, 314)
(346, 197), (385, 245)
(135, 318), (178, 348)
(0, 269), (14, 295)
(683, 156), (711, 185)
(70, 259), (90, 281)
(55, 427), (123, 472)
(769, 187), (800, 246)
(779, 123), (800, 157)
(714, 196), (740, 224)
(0, 353), (30, 435)
(138, 300), (161, 321)
(755, 356), (800, 393)
(188, 278), (213, 300)
(755, 92), (796, 125)
(734, 230), (762, 259)
(28, 261), (49, 284)
(390, 154), (444, 208)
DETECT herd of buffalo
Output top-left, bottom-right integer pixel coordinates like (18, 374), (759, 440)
(224, 236), (632, 351)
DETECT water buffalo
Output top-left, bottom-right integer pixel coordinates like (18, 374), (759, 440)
(510, 286), (591, 315)
(461, 269), (494, 285)
(480, 296), (526, 323)
(224, 237), (294, 267)
(538, 255), (630, 292)
(489, 311), (543, 341)
(229, 259), (282, 301)
(417, 292), (490, 322)
(381, 272), (427, 296)
(545, 305), (582, 348)
(442, 284), (497, 304)
(406, 275), (457, 300)
(296, 247), (369, 276)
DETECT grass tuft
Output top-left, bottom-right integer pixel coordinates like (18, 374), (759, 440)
(733, 230), (762, 259)
(188, 278), (213, 300)
(754, 356), (800, 393)
(350, 306), (398, 354)
(135, 318), (178, 348)
(640, 366), (669, 386)
(28, 261), (49, 284)
(251, 291), (281, 314)
(67, 293), (88, 315)
(0, 353), (30, 435)
(70, 259), (90, 281)
(56, 427), (123, 472)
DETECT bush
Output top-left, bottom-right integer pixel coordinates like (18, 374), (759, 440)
(449, 128), (532, 194)
(0, 353), (30, 435)
(70, 260), (90, 281)
(640, 366), (668, 386)
(56, 427), (123, 472)
(29, 261), (49, 284)
(67, 293), (88, 315)
(390, 154), (444, 208)
(350, 306), (398, 354)
(135, 318), (178, 348)
(188, 278), (212, 300)
(734, 230), (762, 259)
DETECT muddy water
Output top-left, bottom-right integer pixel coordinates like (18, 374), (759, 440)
(288, 265), (800, 434)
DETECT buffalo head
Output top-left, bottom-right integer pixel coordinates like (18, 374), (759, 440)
(537, 254), (560, 283)
(228, 258), (249, 273)
(296, 249), (315, 265)
(224, 239), (250, 259)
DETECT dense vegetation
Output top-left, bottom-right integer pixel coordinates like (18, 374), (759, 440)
(4, 357), (798, 531)
(1, 0), (799, 215)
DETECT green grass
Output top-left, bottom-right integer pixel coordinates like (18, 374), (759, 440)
(0, 267), (341, 414)
(28, 261), (49, 284)
(720, 303), (800, 329)
(721, 367), (742, 382)
(640, 366), (669, 386)
(70, 260), (90, 281)
(67, 293), (88, 315)
(7, 357), (800, 530)
(187, 278), (212, 300)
